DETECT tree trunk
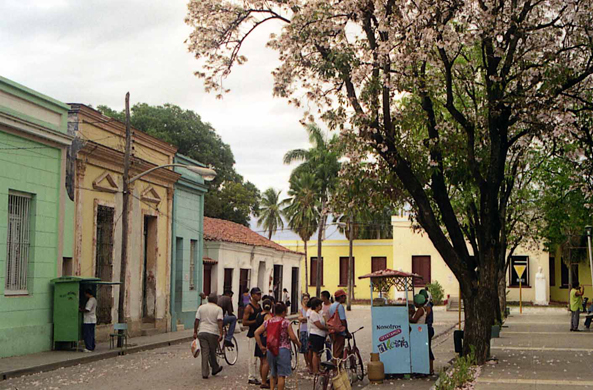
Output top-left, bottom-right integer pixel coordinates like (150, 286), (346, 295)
(497, 269), (507, 322)
(462, 282), (496, 363)
(460, 248), (498, 363)
(304, 240), (309, 295)
(316, 199), (326, 297)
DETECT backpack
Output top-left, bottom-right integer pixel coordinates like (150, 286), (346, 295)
(266, 318), (284, 356)
(327, 306), (345, 334)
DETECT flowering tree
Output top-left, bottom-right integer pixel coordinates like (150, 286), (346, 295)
(186, 0), (593, 362)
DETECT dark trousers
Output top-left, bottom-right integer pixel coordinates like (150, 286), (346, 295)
(571, 310), (580, 331)
(585, 307), (593, 328)
(428, 326), (435, 361)
(82, 323), (96, 351)
(198, 332), (221, 378)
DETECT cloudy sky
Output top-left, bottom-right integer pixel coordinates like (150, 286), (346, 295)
(0, 0), (312, 196)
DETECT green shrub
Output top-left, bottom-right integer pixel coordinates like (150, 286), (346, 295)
(426, 281), (445, 305)
(435, 346), (477, 390)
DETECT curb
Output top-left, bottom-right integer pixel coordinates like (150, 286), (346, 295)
(1, 335), (193, 381)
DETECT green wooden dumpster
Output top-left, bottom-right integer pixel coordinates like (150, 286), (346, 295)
(51, 276), (100, 350)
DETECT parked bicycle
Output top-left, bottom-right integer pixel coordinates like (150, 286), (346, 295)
(215, 324), (238, 365)
(343, 326), (365, 382)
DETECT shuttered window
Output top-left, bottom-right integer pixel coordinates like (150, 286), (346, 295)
(339, 257), (355, 286)
(190, 240), (197, 290)
(310, 257), (324, 286)
(412, 256), (431, 287)
(371, 257), (387, 273)
(5, 192), (32, 295)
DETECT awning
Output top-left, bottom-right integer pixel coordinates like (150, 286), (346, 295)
(203, 256), (218, 265)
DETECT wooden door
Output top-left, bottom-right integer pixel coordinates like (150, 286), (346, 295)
(412, 256), (431, 286)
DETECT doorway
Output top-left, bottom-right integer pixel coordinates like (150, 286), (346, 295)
(95, 205), (114, 324)
(142, 215), (158, 322)
(291, 267), (299, 314)
(203, 264), (212, 295)
(273, 265), (283, 302)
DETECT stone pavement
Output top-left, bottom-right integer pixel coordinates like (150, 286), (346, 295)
(0, 306), (460, 389)
(476, 308), (593, 390)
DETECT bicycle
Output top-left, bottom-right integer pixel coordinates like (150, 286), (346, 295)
(312, 349), (349, 390)
(343, 326), (365, 383)
(215, 324), (238, 365)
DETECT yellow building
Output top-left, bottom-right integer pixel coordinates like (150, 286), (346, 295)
(392, 215), (552, 304)
(275, 239), (393, 300)
(67, 104), (180, 337)
(549, 248), (592, 303)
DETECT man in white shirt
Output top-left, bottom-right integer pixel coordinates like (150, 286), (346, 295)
(194, 292), (224, 379)
(80, 288), (97, 352)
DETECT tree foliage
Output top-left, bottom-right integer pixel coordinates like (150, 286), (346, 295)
(97, 103), (260, 225)
(258, 188), (285, 239)
(187, 0), (593, 362)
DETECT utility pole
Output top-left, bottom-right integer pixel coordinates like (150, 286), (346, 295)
(315, 199), (325, 297)
(117, 92), (132, 346)
(347, 215), (354, 311)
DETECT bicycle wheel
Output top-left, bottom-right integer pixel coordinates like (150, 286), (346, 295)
(354, 349), (365, 381)
(290, 341), (298, 370)
(345, 352), (359, 383)
(223, 336), (239, 365)
(313, 373), (329, 390)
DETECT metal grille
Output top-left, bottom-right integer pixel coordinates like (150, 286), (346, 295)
(5, 192), (31, 294)
(189, 240), (197, 290)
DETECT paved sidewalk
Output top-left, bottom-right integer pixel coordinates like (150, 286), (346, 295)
(476, 311), (593, 390)
(0, 314), (297, 382)
(0, 328), (195, 381)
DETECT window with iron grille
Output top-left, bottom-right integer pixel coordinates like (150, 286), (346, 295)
(190, 240), (197, 290)
(5, 192), (32, 295)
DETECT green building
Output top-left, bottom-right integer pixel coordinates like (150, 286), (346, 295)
(0, 76), (72, 357)
(170, 154), (207, 331)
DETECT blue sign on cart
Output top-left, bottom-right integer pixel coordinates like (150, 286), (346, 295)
(371, 306), (411, 374)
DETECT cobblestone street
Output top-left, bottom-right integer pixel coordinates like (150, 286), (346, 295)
(0, 307), (460, 390)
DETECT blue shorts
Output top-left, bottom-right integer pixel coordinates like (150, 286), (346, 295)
(267, 348), (292, 377)
(299, 331), (309, 353)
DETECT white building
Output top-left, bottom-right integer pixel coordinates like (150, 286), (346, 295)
(203, 217), (303, 314)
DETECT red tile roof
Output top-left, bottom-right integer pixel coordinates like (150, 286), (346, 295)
(203, 217), (303, 255)
(203, 256), (218, 264)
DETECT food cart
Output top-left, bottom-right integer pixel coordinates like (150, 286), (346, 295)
(358, 269), (429, 375)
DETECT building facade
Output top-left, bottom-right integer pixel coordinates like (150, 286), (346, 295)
(0, 76), (72, 357)
(68, 104), (180, 338)
(277, 239), (394, 301)
(170, 154), (207, 331)
(549, 248), (592, 304)
(204, 217), (303, 314)
(391, 215), (551, 304)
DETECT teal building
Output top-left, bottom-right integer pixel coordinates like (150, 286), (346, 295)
(170, 154), (207, 331)
(0, 76), (72, 357)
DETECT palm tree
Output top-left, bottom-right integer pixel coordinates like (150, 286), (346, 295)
(258, 188), (284, 240)
(284, 123), (341, 296)
(283, 172), (320, 294)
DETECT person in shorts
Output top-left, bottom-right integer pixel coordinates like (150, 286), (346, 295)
(297, 293), (311, 371)
(255, 303), (301, 390)
(307, 298), (327, 374)
(329, 289), (349, 362)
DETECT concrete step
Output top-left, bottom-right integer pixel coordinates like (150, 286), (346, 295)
(140, 324), (160, 337)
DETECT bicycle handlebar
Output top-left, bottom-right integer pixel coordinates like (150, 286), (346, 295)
(351, 326), (364, 334)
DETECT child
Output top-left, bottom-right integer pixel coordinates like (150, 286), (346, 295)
(307, 298), (328, 374)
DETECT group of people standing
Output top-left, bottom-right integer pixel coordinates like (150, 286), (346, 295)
(297, 289), (350, 375)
